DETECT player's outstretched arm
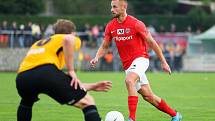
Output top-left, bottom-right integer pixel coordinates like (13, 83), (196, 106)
(63, 34), (84, 89)
(135, 21), (171, 74)
(90, 40), (110, 68)
(82, 81), (112, 92)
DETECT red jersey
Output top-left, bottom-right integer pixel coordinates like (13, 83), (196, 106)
(104, 15), (150, 70)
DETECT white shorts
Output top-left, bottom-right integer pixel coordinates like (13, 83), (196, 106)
(125, 57), (149, 91)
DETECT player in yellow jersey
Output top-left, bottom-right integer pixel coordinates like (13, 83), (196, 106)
(16, 19), (112, 121)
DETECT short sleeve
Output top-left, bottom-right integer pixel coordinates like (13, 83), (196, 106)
(135, 20), (151, 39)
(104, 23), (112, 42)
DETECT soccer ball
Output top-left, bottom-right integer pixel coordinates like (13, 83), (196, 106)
(105, 111), (124, 121)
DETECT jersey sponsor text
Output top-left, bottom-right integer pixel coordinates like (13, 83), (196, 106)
(113, 35), (133, 41)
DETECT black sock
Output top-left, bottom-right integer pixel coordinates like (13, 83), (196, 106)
(17, 100), (34, 121)
(17, 104), (32, 121)
(82, 105), (101, 121)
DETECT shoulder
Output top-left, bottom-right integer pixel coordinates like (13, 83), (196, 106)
(106, 18), (116, 28)
(41, 34), (65, 47)
(135, 19), (147, 29)
(63, 34), (75, 42)
(134, 20), (149, 34)
(49, 34), (72, 44)
(127, 15), (147, 26)
(128, 15), (139, 23)
(52, 34), (65, 40)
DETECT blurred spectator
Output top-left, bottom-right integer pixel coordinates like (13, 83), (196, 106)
(24, 22), (33, 47)
(77, 51), (84, 71)
(111, 40), (121, 71)
(158, 25), (166, 33)
(165, 41), (175, 70)
(104, 51), (113, 63)
(1, 20), (9, 30)
(92, 25), (99, 38)
(18, 24), (25, 48)
(96, 25), (104, 48)
(196, 27), (202, 34)
(91, 25), (99, 47)
(10, 21), (18, 48)
(39, 24), (46, 37)
(44, 24), (54, 38)
(148, 50), (156, 72)
(147, 25), (156, 34)
(84, 53), (91, 62)
(81, 23), (92, 42)
(185, 25), (192, 34)
(170, 23), (176, 33)
(174, 41), (186, 72)
(31, 24), (42, 42)
(100, 50), (113, 71)
(0, 20), (9, 47)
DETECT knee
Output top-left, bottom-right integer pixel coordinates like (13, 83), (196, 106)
(74, 94), (95, 109)
(125, 78), (136, 87)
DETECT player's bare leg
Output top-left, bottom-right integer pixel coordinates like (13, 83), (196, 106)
(137, 84), (161, 106)
(125, 72), (139, 121)
(73, 94), (101, 121)
(138, 84), (182, 121)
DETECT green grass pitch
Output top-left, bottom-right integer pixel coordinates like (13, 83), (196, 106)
(0, 72), (215, 121)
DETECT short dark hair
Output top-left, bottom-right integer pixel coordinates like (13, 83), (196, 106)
(53, 19), (76, 34)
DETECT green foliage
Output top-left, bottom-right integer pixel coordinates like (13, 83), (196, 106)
(0, 0), (214, 16)
(0, 0), (45, 15)
(129, 0), (178, 15)
(213, 12), (215, 16)
(201, 0), (214, 5)
(0, 0), (16, 14)
(53, 0), (110, 15)
(187, 7), (209, 28)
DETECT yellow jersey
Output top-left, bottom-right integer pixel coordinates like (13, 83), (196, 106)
(18, 34), (81, 73)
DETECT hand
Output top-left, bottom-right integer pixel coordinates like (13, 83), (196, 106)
(90, 57), (99, 68)
(68, 71), (84, 90)
(161, 62), (171, 74)
(92, 81), (112, 92)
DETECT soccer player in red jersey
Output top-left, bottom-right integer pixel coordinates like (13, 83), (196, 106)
(90, 0), (182, 121)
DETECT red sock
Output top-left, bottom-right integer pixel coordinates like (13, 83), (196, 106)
(157, 99), (177, 117)
(128, 96), (138, 121)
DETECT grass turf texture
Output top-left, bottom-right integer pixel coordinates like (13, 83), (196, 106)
(0, 72), (215, 121)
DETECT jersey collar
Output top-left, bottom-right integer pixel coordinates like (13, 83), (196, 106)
(117, 15), (129, 24)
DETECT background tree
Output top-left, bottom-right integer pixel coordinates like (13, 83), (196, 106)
(0, 0), (45, 15)
(52, 0), (110, 15)
(129, 0), (178, 15)
(188, 6), (209, 29)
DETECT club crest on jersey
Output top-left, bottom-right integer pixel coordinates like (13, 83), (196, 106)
(117, 29), (124, 35)
(125, 28), (130, 34)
